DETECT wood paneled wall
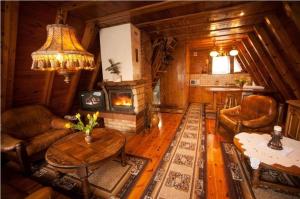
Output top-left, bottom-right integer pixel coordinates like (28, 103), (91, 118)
(160, 41), (189, 109)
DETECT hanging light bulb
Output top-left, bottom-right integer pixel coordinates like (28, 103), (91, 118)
(210, 50), (219, 57)
(229, 46), (238, 56)
(210, 39), (219, 57)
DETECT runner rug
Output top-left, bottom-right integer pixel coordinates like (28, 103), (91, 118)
(31, 154), (148, 199)
(221, 142), (300, 199)
(143, 103), (206, 199)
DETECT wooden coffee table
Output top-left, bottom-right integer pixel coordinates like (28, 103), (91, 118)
(45, 128), (126, 199)
(234, 132), (300, 193)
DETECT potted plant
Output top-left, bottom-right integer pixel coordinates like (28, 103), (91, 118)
(234, 78), (248, 88)
(105, 59), (121, 82)
(65, 112), (99, 144)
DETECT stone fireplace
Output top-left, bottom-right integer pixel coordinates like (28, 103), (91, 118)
(98, 23), (146, 133)
(98, 80), (146, 133)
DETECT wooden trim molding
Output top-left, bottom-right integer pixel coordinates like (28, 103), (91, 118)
(1, 2), (19, 111)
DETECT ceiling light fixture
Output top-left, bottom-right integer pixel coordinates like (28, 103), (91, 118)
(31, 10), (95, 83)
(210, 39), (219, 57)
(229, 46), (239, 56)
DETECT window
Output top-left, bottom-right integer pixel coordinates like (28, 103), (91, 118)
(212, 56), (230, 74)
(234, 57), (242, 73)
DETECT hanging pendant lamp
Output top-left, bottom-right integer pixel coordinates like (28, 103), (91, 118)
(31, 12), (95, 83)
(229, 46), (238, 56)
(210, 39), (219, 57)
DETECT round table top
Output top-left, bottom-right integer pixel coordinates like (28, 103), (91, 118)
(234, 132), (300, 176)
(46, 128), (126, 169)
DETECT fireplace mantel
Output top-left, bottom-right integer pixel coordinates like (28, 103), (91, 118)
(97, 80), (145, 88)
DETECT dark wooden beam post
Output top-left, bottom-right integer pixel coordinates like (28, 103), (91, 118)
(63, 21), (97, 114)
(1, 2), (19, 111)
(264, 14), (300, 75)
(247, 33), (294, 100)
(42, 9), (68, 106)
(240, 40), (270, 88)
(237, 45), (261, 86)
(283, 2), (300, 31)
(254, 24), (300, 98)
(88, 52), (101, 90)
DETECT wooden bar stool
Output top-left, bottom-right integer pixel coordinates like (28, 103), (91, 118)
(224, 94), (238, 109)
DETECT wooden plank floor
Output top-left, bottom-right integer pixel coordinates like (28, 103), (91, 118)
(1, 113), (231, 199)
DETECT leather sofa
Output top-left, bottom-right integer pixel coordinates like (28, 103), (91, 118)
(1, 105), (72, 174)
(217, 95), (279, 135)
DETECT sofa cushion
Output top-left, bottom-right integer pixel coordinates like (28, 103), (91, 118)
(2, 105), (54, 139)
(26, 129), (71, 156)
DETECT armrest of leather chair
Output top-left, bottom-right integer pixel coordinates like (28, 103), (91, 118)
(242, 115), (273, 129)
(51, 117), (69, 129)
(220, 105), (241, 116)
(1, 133), (24, 152)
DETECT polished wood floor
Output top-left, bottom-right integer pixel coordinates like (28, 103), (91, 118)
(2, 112), (231, 199)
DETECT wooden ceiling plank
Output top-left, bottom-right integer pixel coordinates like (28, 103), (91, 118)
(241, 40), (271, 88)
(247, 33), (294, 100)
(264, 14), (300, 74)
(1, 1), (19, 111)
(283, 2), (300, 31)
(136, 2), (279, 28)
(42, 9), (68, 106)
(237, 44), (265, 86)
(254, 24), (300, 98)
(63, 21), (98, 114)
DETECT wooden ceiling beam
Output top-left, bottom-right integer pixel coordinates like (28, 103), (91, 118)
(236, 55), (247, 72)
(88, 52), (101, 90)
(59, 2), (99, 12)
(237, 43), (265, 86)
(264, 14), (300, 75)
(241, 39), (272, 88)
(254, 24), (300, 98)
(247, 32), (294, 100)
(1, 1), (19, 111)
(237, 49), (260, 85)
(146, 13), (265, 34)
(63, 21), (98, 114)
(167, 26), (253, 40)
(283, 2), (300, 31)
(89, 2), (194, 27)
(136, 2), (279, 28)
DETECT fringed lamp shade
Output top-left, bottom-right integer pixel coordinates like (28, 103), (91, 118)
(31, 24), (94, 83)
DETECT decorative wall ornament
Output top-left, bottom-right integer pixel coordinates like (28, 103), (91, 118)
(31, 11), (95, 83)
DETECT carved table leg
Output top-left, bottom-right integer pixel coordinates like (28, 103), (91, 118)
(252, 167), (261, 188)
(121, 145), (127, 167)
(78, 167), (90, 199)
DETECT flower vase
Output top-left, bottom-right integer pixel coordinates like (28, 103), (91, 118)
(85, 135), (93, 144)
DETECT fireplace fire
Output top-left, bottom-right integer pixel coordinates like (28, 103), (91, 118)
(109, 89), (134, 112)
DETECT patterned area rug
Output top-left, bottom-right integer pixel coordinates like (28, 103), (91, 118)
(221, 142), (300, 199)
(143, 103), (206, 199)
(31, 155), (148, 199)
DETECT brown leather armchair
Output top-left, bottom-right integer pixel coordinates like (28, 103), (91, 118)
(217, 95), (279, 134)
(1, 105), (72, 174)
